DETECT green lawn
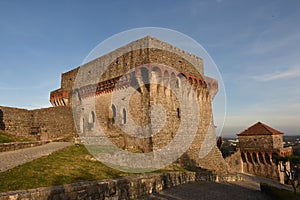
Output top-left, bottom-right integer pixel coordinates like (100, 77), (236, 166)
(0, 131), (15, 143)
(0, 131), (32, 143)
(0, 144), (132, 192)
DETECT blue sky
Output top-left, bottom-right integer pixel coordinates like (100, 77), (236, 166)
(0, 0), (299, 136)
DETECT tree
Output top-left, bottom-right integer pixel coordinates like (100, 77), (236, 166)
(273, 155), (300, 193)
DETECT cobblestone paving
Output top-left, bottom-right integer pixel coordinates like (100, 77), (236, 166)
(139, 181), (272, 200)
(0, 142), (72, 172)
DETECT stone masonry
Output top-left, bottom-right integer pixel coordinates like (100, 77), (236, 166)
(50, 36), (227, 172)
(0, 36), (227, 172)
(0, 106), (76, 141)
(227, 122), (293, 183)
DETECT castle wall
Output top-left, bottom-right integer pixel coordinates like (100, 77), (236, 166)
(238, 135), (281, 152)
(50, 40), (206, 108)
(31, 107), (76, 141)
(1, 36), (227, 173)
(0, 106), (76, 141)
(225, 150), (243, 173)
(225, 149), (283, 182)
(272, 135), (283, 150)
(0, 106), (33, 140)
(61, 67), (79, 91)
(72, 62), (227, 172)
(237, 132), (287, 183)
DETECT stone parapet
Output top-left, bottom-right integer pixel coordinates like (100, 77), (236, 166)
(0, 172), (243, 200)
(0, 141), (50, 152)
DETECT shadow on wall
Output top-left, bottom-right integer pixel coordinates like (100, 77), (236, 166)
(0, 109), (5, 130)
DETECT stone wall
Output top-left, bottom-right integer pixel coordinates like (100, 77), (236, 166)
(225, 150), (243, 173)
(0, 141), (50, 152)
(238, 135), (282, 152)
(225, 149), (284, 183)
(31, 107), (77, 141)
(72, 62), (227, 172)
(0, 106), (33, 140)
(0, 172), (243, 200)
(0, 106), (76, 142)
(50, 36), (205, 107)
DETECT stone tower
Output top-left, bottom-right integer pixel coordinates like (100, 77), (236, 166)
(50, 36), (227, 172)
(237, 122), (292, 183)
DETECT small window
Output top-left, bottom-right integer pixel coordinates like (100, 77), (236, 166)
(89, 111), (95, 123)
(123, 108), (127, 124)
(80, 117), (84, 133)
(175, 79), (180, 88)
(177, 108), (181, 118)
(112, 104), (116, 118)
(254, 139), (257, 141)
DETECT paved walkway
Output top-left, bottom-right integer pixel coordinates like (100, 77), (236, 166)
(0, 142), (72, 172)
(139, 180), (272, 200)
(241, 173), (293, 191)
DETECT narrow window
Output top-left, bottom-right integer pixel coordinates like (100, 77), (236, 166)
(89, 111), (95, 123)
(123, 108), (127, 124)
(80, 117), (84, 133)
(177, 108), (181, 118)
(112, 104), (116, 118)
(175, 79), (180, 88)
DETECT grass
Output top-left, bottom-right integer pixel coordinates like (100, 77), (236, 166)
(0, 131), (32, 143)
(0, 144), (187, 193)
(0, 144), (132, 192)
(0, 131), (15, 143)
(260, 183), (300, 200)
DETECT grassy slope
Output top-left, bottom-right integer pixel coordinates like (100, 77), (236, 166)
(0, 131), (15, 143)
(0, 145), (131, 192)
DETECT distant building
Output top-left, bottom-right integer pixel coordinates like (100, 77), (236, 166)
(237, 122), (292, 183)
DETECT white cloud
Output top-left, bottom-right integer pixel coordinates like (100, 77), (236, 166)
(251, 67), (300, 81)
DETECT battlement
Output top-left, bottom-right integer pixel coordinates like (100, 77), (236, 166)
(50, 36), (213, 107)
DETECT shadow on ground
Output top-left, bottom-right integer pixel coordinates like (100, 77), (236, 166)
(138, 181), (272, 200)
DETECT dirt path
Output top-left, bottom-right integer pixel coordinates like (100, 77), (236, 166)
(0, 142), (72, 172)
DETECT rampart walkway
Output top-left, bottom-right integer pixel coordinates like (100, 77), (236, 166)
(0, 142), (72, 172)
(139, 173), (293, 200)
(139, 180), (271, 200)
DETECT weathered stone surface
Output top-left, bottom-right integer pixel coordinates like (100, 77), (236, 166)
(226, 122), (293, 184)
(0, 141), (50, 152)
(0, 106), (77, 142)
(0, 36), (226, 173)
(0, 172), (243, 200)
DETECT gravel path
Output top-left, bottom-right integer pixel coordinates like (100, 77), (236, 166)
(139, 181), (272, 200)
(0, 142), (72, 172)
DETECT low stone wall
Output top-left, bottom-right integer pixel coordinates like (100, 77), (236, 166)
(225, 150), (243, 173)
(0, 141), (50, 152)
(0, 172), (243, 200)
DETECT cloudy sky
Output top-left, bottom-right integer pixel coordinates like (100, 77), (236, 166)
(0, 0), (299, 137)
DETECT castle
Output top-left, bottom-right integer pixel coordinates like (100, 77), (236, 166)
(0, 36), (227, 172)
(227, 122), (292, 183)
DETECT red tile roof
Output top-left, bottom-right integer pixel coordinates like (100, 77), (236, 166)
(237, 122), (283, 136)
